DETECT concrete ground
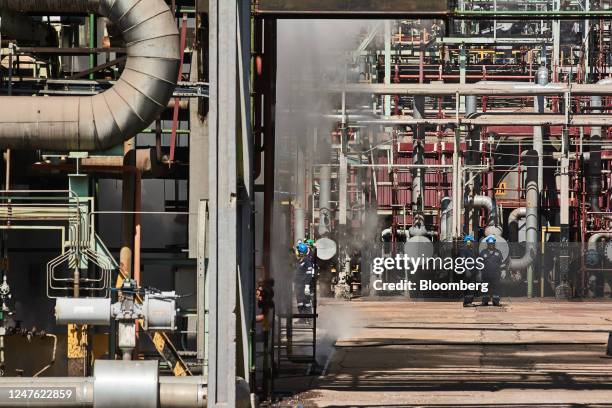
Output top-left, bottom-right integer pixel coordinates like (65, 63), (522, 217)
(272, 298), (612, 407)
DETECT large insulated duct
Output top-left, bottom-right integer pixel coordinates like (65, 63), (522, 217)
(0, 0), (180, 151)
(509, 150), (538, 271)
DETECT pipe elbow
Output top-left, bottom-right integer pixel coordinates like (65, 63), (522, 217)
(465, 195), (497, 226)
(508, 207), (526, 226)
(508, 243), (536, 271)
(0, 0), (180, 151)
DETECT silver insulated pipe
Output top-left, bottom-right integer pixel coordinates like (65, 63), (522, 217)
(318, 165), (331, 235)
(509, 150), (538, 271)
(0, 0), (180, 151)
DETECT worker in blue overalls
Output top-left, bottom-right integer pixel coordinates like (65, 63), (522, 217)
(294, 241), (315, 316)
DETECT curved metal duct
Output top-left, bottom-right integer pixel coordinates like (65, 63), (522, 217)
(0, 0), (180, 151)
(509, 150), (538, 271)
(464, 195), (499, 233)
(508, 207), (526, 242)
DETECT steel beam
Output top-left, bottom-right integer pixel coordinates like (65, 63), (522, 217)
(254, 0), (449, 18)
(208, 0), (238, 406)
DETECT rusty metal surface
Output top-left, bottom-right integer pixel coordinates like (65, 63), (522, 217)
(255, 0), (450, 17)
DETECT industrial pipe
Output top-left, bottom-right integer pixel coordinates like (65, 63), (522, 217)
(338, 82), (612, 96)
(465, 95), (480, 236)
(381, 228), (408, 240)
(509, 150), (538, 271)
(587, 78), (612, 214)
(464, 195), (500, 235)
(439, 197), (451, 241)
(587, 232), (612, 251)
(0, 0), (180, 151)
(318, 165), (331, 236)
(508, 207), (527, 242)
(534, 66), (548, 193)
(0, 361), (208, 407)
(412, 96), (425, 221)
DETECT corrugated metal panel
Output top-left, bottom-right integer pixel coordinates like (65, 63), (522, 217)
(375, 154), (447, 210)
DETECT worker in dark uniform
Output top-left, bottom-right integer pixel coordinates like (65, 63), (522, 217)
(479, 235), (505, 306)
(461, 235), (477, 306)
(294, 241), (315, 317)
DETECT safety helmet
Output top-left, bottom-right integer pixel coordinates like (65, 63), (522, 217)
(485, 235), (497, 244)
(463, 235), (475, 243)
(306, 239), (315, 247)
(296, 242), (309, 255)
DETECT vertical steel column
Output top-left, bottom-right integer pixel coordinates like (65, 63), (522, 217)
(384, 20), (391, 116)
(552, 0), (561, 80)
(261, 19), (277, 281)
(237, 0), (253, 387)
(208, 0), (238, 406)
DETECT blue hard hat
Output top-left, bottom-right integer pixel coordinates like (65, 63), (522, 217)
(463, 234), (475, 242)
(485, 235), (497, 244)
(296, 242), (309, 254)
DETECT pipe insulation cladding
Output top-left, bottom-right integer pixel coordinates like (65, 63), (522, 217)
(509, 150), (539, 271)
(0, 0), (180, 151)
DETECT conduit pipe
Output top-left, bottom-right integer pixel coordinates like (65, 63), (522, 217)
(0, 0), (180, 151)
(509, 150), (539, 271)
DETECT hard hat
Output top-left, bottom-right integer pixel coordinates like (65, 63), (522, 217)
(463, 235), (475, 243)
(296, 242), (309, 255)
(485, 235), (497, 244)
(306, 239), (315, 247)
